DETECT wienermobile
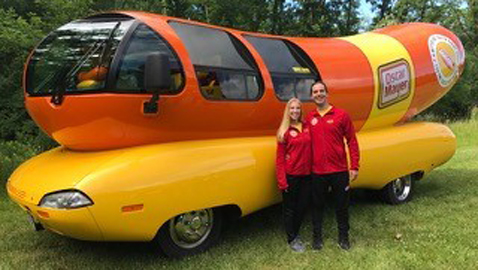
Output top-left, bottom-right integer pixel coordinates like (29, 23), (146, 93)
(7, 11), (464, 257)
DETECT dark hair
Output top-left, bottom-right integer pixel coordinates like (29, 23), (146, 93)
(310, 80), (328, 95)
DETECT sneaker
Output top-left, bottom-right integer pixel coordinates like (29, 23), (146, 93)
(289, 236), (306, 253)
(312, 237), (323, 250)
(338, 236), (351, 250)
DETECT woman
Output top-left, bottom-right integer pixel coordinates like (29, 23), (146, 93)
(276, 98), (312, 252)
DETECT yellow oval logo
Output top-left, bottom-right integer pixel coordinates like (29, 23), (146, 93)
(428, 34), (460, 88)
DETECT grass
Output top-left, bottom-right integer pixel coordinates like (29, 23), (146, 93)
(1, 115), (477, 269)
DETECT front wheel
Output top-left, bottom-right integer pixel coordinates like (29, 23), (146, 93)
(381, 175), (414, 205)
(156, 208), (223, 258)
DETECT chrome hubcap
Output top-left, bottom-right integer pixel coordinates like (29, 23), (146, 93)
(392, 176), (412, 201)
(169, 209), (213, 249)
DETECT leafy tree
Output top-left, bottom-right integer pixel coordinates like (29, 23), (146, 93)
(0, 1), (93, 149)
(270, 0), (287, 34)
(0, 9), (42, 141)
(335, 0), (361, 35)
(366, 0), (395, 25)
(423, 0), (478, 119)
(34, 0), (93, 30)
(291, 0), (334, 37)
(0, 0), (38, 17)
(370, 0), (477, 120)
(188, 0), (270, 32)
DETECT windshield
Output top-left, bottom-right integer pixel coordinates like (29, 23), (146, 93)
(26, 17), (134, 95)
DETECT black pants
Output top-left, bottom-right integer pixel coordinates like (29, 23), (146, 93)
(311, 171), (350, 239)
(282, 175), (310, 243)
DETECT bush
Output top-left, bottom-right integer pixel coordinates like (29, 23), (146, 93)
(0, 141), (42, 183)
(418, 51), (477, 122)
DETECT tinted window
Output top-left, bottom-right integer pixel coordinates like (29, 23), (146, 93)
(197, 70), (259, 100)
(115, 24), (184, 94)
(245, 36), (309, 74)
(170, 22), (254, 71)
(272, 76), (315, 101)
(169, 22), (262, 101)
(244, 36), (318, 101)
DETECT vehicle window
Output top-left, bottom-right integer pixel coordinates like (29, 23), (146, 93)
(272, 76), (295, 100)
(115, 24), (184, 94)
(272, 76), (315, 101)
(26, 17), (134, 95)
(197, 69), (259, 100)
(244, 36), (319, 101)
(169, 21), (262, 101)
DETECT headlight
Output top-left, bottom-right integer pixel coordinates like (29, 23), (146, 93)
(39, 190), (93, 209)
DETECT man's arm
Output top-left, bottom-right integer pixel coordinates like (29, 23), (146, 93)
(343, 113), (360, 180)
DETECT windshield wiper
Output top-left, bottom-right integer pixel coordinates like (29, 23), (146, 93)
(50, 22), (121, 105)
(49, 41), (101, 105)
(45, 40), (100, 103)
(98, 22), (121, 68)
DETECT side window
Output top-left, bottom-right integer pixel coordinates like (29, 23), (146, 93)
(115, 24), (184, 94)
(169, 21), (262, 101)
(244, 36), (319, 101)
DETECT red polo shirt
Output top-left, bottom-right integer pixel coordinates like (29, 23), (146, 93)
(305, 106), (359, 175)
(276, 125), (312, 190)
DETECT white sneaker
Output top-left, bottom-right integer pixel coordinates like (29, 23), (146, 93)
(289, 236), (306, 253)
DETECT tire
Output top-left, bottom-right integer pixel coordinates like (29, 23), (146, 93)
(381, 175), (414, 205)
(156, 208), (223, 258)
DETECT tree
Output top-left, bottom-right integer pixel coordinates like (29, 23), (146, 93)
(335, 0), (361, 35)
(92, 0), (166, 14)
(270, 0), (286, 34)
(424, 0), (478, 119)
(0, 1), (93, 148)
(367, 0), (395, 25)
(283, 0), (361, 37)
(370, 0), (477, 120)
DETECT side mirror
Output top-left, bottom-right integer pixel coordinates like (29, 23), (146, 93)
(143, 53), (171, 114)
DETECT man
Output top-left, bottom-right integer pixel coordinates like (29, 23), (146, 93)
(305, 81), (360, 250)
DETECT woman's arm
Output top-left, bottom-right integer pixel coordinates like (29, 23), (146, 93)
(276, 141), (289, 191)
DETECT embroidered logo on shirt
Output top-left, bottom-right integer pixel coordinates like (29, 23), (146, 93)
(327, 119), (334, 124)
(304, 128), (309, 133)
(285, 154), (290, 160)
(311, 118), (318, 126)
(290, 130), (298, 137)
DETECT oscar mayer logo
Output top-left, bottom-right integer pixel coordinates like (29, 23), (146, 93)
(428, 34), (461, 88)
(378, 59), (411, 109)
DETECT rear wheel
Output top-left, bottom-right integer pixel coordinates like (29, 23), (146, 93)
(381, 175), (414, 205)
(156, 208), (223, 258)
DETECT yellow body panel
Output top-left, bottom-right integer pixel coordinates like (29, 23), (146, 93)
(7, 122), (455, 241)
(341, 33), (416, 130)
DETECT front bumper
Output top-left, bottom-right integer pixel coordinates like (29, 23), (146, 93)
(7, 182), (104, 241)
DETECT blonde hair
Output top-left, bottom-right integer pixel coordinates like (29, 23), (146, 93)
(277, 98), (302, 143)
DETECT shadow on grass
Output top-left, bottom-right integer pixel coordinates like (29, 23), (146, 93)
(36, 205), (286, 264)
(414, 168), (478, 199)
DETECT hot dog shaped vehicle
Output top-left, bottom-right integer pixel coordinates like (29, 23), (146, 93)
(7, 11), (464, 257)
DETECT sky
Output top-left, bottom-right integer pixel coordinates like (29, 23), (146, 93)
(359, 0), (373, 20)
(359, 0), (374, 31)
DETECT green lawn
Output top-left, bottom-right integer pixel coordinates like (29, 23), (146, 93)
(1, 118), (477, 269)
